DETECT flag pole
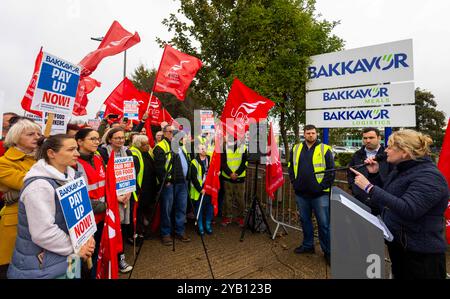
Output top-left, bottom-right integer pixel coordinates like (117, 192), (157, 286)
(146, 44), (168, 113)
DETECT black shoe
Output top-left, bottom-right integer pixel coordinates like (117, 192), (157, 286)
(325, 254), (331, 266)
(294, 246), (315, 254)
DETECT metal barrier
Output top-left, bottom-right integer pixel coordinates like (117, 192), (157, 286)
(243, 164), (350, 240)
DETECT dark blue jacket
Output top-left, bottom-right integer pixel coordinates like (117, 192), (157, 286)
(370, 157), (448, 254)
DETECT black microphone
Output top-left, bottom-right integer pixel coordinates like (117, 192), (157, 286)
(313, 151), (386, 175)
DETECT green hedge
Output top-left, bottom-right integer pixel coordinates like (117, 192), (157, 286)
(334, 152), (353, 168)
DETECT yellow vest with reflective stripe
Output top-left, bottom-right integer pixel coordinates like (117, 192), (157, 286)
(222, 144), (248, 179)
(189, 159), (205, 201)
(129, 146), (144, 187)
(155, 139), (172, 181)
(291, 143), (332, 192)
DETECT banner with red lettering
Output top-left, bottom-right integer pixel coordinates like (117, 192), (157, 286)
(97, 151), (123, 279)
(153, 45), (202, 101)
(21, 48), (44, 117)
(220, 78), (275, 140)
(438, 119), (450, 244)
(79, 20), (140, 77)
(266, 123), (285, 200)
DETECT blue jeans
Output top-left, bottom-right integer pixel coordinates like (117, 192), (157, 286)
(194, 194), (213, 228)
(173, 182), (188, 236)
(295, 193), (330, 255)
(160, 184), (174, 237)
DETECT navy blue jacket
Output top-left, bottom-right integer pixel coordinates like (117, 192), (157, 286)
(370, 157), (448, 254)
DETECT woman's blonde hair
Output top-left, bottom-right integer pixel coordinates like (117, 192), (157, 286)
(132, 135), (149, 149)
(4, 118), (41, 148)
(388, 129), (433, 159)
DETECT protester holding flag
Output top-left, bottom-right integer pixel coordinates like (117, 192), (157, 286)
(7, 134), (95, 279)
(190, 144), (213, 235)
(97, 128), (137, 273)
(288, 125), (334, 266)
(351, 129), (448, 279)
(220, 134), (248, 227)
(0, 118), (41, 278)
(74, 128), (107, 279)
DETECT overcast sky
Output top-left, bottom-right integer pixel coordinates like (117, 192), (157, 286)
(1, 0), (449, 121)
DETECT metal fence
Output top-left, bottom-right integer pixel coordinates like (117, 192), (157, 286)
(243, 164), (350, 239)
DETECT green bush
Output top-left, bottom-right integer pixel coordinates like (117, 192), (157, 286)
(335, 153), (353, 167)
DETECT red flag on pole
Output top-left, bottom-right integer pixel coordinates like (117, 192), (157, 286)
(147, 95), (175, 126)
(438, 119), (450, 244)
(79, 21), (140, 77)
(72, 76), (101, 116)
(220, 78), (275, 140)
(202, 124), (224, 216)
(153, 45), (202, 101)
(103, 77), (150, 120)
(265, 123), (285, 200)
(144, 118), (155, 148)
(96, 151), (123, 279)
(21, 48), (43, 117)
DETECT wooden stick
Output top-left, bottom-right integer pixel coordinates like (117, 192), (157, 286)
(44, 112), (54, 137)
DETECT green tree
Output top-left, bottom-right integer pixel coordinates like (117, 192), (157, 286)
(156, 0), (344, 155)
(415, 88), (446, 149)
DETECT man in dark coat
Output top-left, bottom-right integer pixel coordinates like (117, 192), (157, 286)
(347, 127), (391, 215)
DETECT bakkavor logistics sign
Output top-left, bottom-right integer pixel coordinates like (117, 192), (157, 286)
(306, 106), (416, 128)
(306, 39), (414, 91)
(306, 82), (415, 109)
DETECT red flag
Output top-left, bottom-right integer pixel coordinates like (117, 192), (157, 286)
(21, 48), (43, 117)
(96, 151), (123, 279)
(265, 123), (285, 200)
(220, 78), (275, 140)
(150, 201), (161, 233)
(144, 119), (156, 148)
(103, 77), (150, 120)
(79, 21), (140, 77)
(438, 119), (450, 244)
(153, 45), (202, 101)
(202, 124), (224, 216)
(147, 95), (175, 126)
(72, 76), (101, 116)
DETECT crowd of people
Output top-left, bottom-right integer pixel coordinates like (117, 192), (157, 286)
(0, 110), (448, 279)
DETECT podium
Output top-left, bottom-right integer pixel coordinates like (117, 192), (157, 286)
(331, 187), (392, 279)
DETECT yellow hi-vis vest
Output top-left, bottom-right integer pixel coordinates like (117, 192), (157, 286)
(290, 143), (332, 192)
(222, 144), (248, 179)
(155, 139), (172, 182)
(189, 159), (206, 201)
(129, 146), (144, 202)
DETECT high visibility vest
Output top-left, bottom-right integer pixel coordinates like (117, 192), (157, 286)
(198, 135), (207, 145)
(129, 146), (144, 202)
(76, 154), (106, 223)
(206, 142), (214, 158)
(189, 158), (208, 201)
(155, 139), (172, 181)
(222, 144), (248, 179)
(290, 143), (332, 192)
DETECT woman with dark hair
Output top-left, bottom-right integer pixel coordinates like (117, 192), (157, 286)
(97, 128), (137, 273)
(7, 134), (95, 279)
(0, 118), (41, 278)
(74, 128), (105, 278)
(351, 129), (448, 279)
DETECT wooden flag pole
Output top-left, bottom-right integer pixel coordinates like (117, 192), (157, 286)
(44, 112), (54, 137)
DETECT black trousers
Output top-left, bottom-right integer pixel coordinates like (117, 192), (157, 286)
(387, 241), (446, 279)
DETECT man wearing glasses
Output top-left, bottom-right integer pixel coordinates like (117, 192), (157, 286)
(154, 125), (191, 246)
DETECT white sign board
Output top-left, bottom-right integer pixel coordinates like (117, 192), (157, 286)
(123, 100), (139, 120)
(114, 156), (136, 195)
(56, 177), (96, 252)
(306, 82), (415, 109)
(200, 110), (215, 133)
(31, 52), (81, 115)
(307, 39), (414, 90)
(42, 112), (69, 135)
(24, 112), (43, 124)
(306, 105), (416, 128)
(87, 119), (101, 130)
